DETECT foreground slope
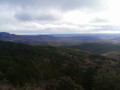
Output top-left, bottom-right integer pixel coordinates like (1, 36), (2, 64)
(0, 41), (120, 90)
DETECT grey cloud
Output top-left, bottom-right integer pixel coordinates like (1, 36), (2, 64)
(14, 12), (59, 21)
(37, 14), (58, 21)
(91, 18), (108, 23)
(15, 12), (32, 21)
(100, 25), (120, 31)
(91, 25), (120, 31)
(0, 0), (103, 10)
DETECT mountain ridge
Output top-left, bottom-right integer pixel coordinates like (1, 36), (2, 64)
(1, 32), (120, 46)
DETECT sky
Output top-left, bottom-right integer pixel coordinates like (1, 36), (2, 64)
(0, 0), (120, 35)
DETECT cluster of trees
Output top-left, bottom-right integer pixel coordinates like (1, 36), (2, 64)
(0, 41), (120, 90)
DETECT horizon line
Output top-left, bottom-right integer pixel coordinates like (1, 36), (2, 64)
(1, 32), (120, 35)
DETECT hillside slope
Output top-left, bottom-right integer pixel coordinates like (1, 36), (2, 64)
(67, 43), (120, 54)
(0, 41), (120, 90)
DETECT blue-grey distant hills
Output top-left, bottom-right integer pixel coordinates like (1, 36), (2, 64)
(0, 32), (120, 45)
(0, 32), (59, 45)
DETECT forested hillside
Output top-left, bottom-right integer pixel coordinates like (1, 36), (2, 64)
(0, 41), (120, 90)
(67, 43), (120, 54)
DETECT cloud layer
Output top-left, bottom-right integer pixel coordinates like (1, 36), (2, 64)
(0, 0), (120, 34)
(0, 0), (103, 10)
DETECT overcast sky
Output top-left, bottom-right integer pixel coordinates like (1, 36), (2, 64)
(0, 0), (120, 34)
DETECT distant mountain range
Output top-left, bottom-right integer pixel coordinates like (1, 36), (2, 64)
(0, 32), (58, 45)
(0, 32), (120, 45)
